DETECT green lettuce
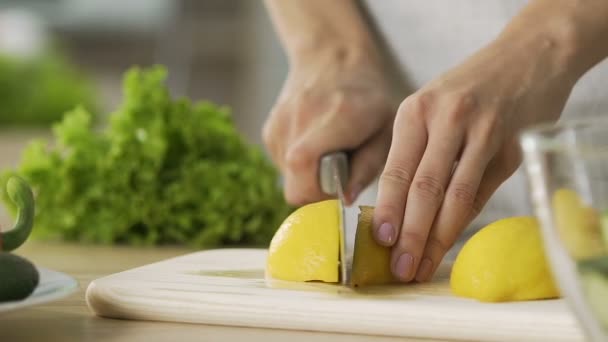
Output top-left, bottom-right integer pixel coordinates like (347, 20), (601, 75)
(2, 65), (291, 247)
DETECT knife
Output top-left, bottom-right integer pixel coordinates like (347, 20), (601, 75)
(319, 152), (351, 285)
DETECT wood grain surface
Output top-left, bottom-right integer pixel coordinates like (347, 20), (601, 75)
(87, 248), (586, 342)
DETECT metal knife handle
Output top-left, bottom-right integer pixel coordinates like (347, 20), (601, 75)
(319, 152), (349, 195)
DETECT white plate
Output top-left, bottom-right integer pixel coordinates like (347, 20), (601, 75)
(0, 267), (78, 313)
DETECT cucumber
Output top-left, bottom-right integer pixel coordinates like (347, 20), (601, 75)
(0, 252), (39, 302)
(578, 256), (608, 328)
(0, 176), (35, 252)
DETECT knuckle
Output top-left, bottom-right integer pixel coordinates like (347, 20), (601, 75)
(285, 145), (313, 171)
(375, 202), (404, 223)
(399, 92), (432, 121)
(413, 175), (445, 202)
(284, 185), (315, 207)
(445, 92), (477, 124)
(452, 91), (477, 112)
(445, 106), (467, 125)
(399, 230), (428, 247)
(331, 92), (351, 113)
(448, 182), (477, 207)
(426, 235), (453, 254)
(380, 165), (414, 188)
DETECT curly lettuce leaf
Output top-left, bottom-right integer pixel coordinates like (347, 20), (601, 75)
(2, 65), (291, 248)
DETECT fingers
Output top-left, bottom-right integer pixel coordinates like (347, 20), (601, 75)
(416, 142), (522, 282)
(373, 98), (428, 247)
(282, 93), (390, 206)
(346, 125), (392, 204)
(413, 142), (490, 282)
(262, 103), (289, 172)
(390, 118), (465, 282)
(471, 141), (522, 225)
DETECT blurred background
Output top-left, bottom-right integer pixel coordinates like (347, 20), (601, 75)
(0, 0), (292, 230)
(0, 0), (287, 147)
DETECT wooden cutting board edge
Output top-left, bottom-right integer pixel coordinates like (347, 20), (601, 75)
(84, 248), (586, 342)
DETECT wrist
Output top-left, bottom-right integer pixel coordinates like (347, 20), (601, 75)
(288, 34), (381, 71)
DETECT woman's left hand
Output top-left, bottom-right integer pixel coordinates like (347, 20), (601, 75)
(372, 17), (584, 283)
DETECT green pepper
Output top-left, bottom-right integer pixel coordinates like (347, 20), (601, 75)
(0, 176), (35, 252)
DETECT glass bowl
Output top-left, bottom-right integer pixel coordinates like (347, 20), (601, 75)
(520, 119), (608, 342)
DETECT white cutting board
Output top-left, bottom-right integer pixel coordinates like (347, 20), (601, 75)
(86, 248), (585, 341)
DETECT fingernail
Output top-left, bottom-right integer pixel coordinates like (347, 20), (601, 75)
(416, 258), (434, 282)
(377, 223), (395, 245)
(394, 253), (414, 281)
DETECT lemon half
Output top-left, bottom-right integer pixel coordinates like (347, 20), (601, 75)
(266, 199), (340, 282)
(450, 216), (560, 302)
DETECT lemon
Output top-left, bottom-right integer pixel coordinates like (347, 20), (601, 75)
(350, 206), (396, 287)
(266, 199), (340, 282)
(450, 216), (560, 302)
(266, 202), (396, 286)
(552, 188), (605, 260)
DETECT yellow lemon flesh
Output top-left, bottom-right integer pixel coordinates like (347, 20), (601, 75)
(450, 216), (560, 302)
(552, 188), (605, 260)
(266, 203), (395, 286)
(266, 199), (340, 282)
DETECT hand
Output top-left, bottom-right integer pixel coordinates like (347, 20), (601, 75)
(263, 51), (395, 206)
(372, 28), (581, 282)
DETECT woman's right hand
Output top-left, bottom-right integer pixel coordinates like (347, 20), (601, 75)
(263, 49), (396, 206)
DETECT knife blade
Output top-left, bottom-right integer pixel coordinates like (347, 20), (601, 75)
(319, 152), (351, 285)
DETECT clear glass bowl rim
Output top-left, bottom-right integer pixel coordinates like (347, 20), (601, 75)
(520, 118), (608, 158)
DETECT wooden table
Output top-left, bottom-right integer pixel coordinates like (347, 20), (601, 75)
(1, 242), (449, 342)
